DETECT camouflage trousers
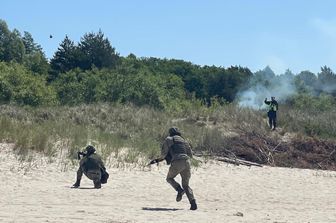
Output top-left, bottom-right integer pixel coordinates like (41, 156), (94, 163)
(85, 170), (101, 181)
(166, 159), (195, 202)
(77, 168), (102, 188)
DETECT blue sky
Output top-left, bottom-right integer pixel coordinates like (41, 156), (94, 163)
(2, 0), (336, 74)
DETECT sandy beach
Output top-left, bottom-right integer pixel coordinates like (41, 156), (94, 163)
(1, 144), (336, 223)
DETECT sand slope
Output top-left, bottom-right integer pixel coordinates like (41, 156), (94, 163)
(1, 144), (336, 223)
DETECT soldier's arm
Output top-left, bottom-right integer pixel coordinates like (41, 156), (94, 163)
(186, 142), (193, 158)
(72, 166), (83, 188)
(150, 138), (172, 164)
(148, 137), (174, 165)
(158, 138), (172, 160)
(76, 167), (83, 178)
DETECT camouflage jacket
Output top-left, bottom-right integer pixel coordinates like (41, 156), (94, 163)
(80, 153), (106, 173)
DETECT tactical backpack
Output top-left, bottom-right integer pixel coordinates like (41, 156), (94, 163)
(101, 170), (109, 184)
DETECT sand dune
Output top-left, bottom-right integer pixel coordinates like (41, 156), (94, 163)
(1, 144), (336, 223)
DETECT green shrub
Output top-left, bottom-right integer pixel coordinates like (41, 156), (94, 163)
(0, 62), (57, 106)
(289, 93), (335, 112)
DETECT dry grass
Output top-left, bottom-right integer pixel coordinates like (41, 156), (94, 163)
(0, 102), (335, 170)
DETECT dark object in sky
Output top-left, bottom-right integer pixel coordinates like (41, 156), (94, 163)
(49, 35), (53, 38)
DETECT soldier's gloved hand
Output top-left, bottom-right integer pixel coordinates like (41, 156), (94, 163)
(149, 159), (158, 165)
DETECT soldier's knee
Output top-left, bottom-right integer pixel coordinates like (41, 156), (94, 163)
(182, 181), (191, 190)
(166, 177), (173, 184)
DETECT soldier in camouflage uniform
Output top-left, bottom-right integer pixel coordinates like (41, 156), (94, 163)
(150, 127), (197, 210)
(72, 145), (108, 189)
(264, 96), (279, 130)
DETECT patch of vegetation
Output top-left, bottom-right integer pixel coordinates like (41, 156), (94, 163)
(0, 102), (335, 170)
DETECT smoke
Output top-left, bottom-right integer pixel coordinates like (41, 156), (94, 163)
(316, 80), (336, 94)
(237, 66), (336, 109)
(237, 67), (297, 109)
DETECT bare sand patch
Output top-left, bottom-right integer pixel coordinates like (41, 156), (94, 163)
(1, 144), (336, 223)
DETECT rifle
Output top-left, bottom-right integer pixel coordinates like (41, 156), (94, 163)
(147, 158), (164, 166)
(147, 153), (172, 166)
(77, 151), (86, 160)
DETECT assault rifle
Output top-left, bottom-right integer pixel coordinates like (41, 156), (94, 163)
(147, 153), (172, 166)
(77, 151), (87, 160)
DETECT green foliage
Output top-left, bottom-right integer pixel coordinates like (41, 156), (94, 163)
(281, 93), (336, 139)
(49, 35), (79, 80)
(296, 71), (317, 89)
(0, 24), (25, 63)
(50, 31), (120, 79)
(123, 57), (252, 104)
(1, 18), (336, 116)
(0, 62), (57, 106)
(1, 19), (336, 171)
(0, 100), (335, 169)
(288, 93), (335, 112)
(0, 20), (50, 77)
(252, 66), (276, 87)
(23, 52), (49, 76)
(295, 67), (336, 96)
(52, 64), (187, 108)
(22, 31), (42, 55)
(21, 31), (49, 75)
(78, 30), (120, 70)
(317, 66), (336, 96)
(206, 66), (252, 103)
(52, 68), (85, 104)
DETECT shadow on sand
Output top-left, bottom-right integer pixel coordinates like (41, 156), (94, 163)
(77, 187), (97, 190)
(142, 207), (182, 211)
(66, 186), (97, 190)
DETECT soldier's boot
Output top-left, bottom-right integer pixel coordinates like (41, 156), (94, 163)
(94, 180), (101, 189)
(72, 179), (80, 188)
(176, 186), (185, 202)
(190, 199), (197, 210)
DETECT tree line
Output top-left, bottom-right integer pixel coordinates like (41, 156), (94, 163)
(0, 19), (335, 108)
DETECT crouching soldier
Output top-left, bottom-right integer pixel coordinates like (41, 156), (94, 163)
(72, 145), (109, 189)
(149, 127), (197, 210)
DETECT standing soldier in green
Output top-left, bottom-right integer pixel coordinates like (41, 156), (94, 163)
(72, 145), (109, 189)
(150, 127), (197, 210)
(264, 96), (279, 130)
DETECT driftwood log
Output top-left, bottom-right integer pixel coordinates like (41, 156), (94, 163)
(194, 154), (263, 167)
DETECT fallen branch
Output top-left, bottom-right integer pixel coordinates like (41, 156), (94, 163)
(193, 153), (262, 167)
(272, 142), (282, 152)
(215, 156), (263, 167)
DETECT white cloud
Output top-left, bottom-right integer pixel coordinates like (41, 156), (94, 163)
(311, 18), (336, 39)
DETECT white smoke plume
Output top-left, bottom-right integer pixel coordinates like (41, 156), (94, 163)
(237, 67), (297, 109)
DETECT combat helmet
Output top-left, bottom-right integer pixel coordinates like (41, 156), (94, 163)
(168, 127), (182, 136)
(84, 145), (96, 155)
